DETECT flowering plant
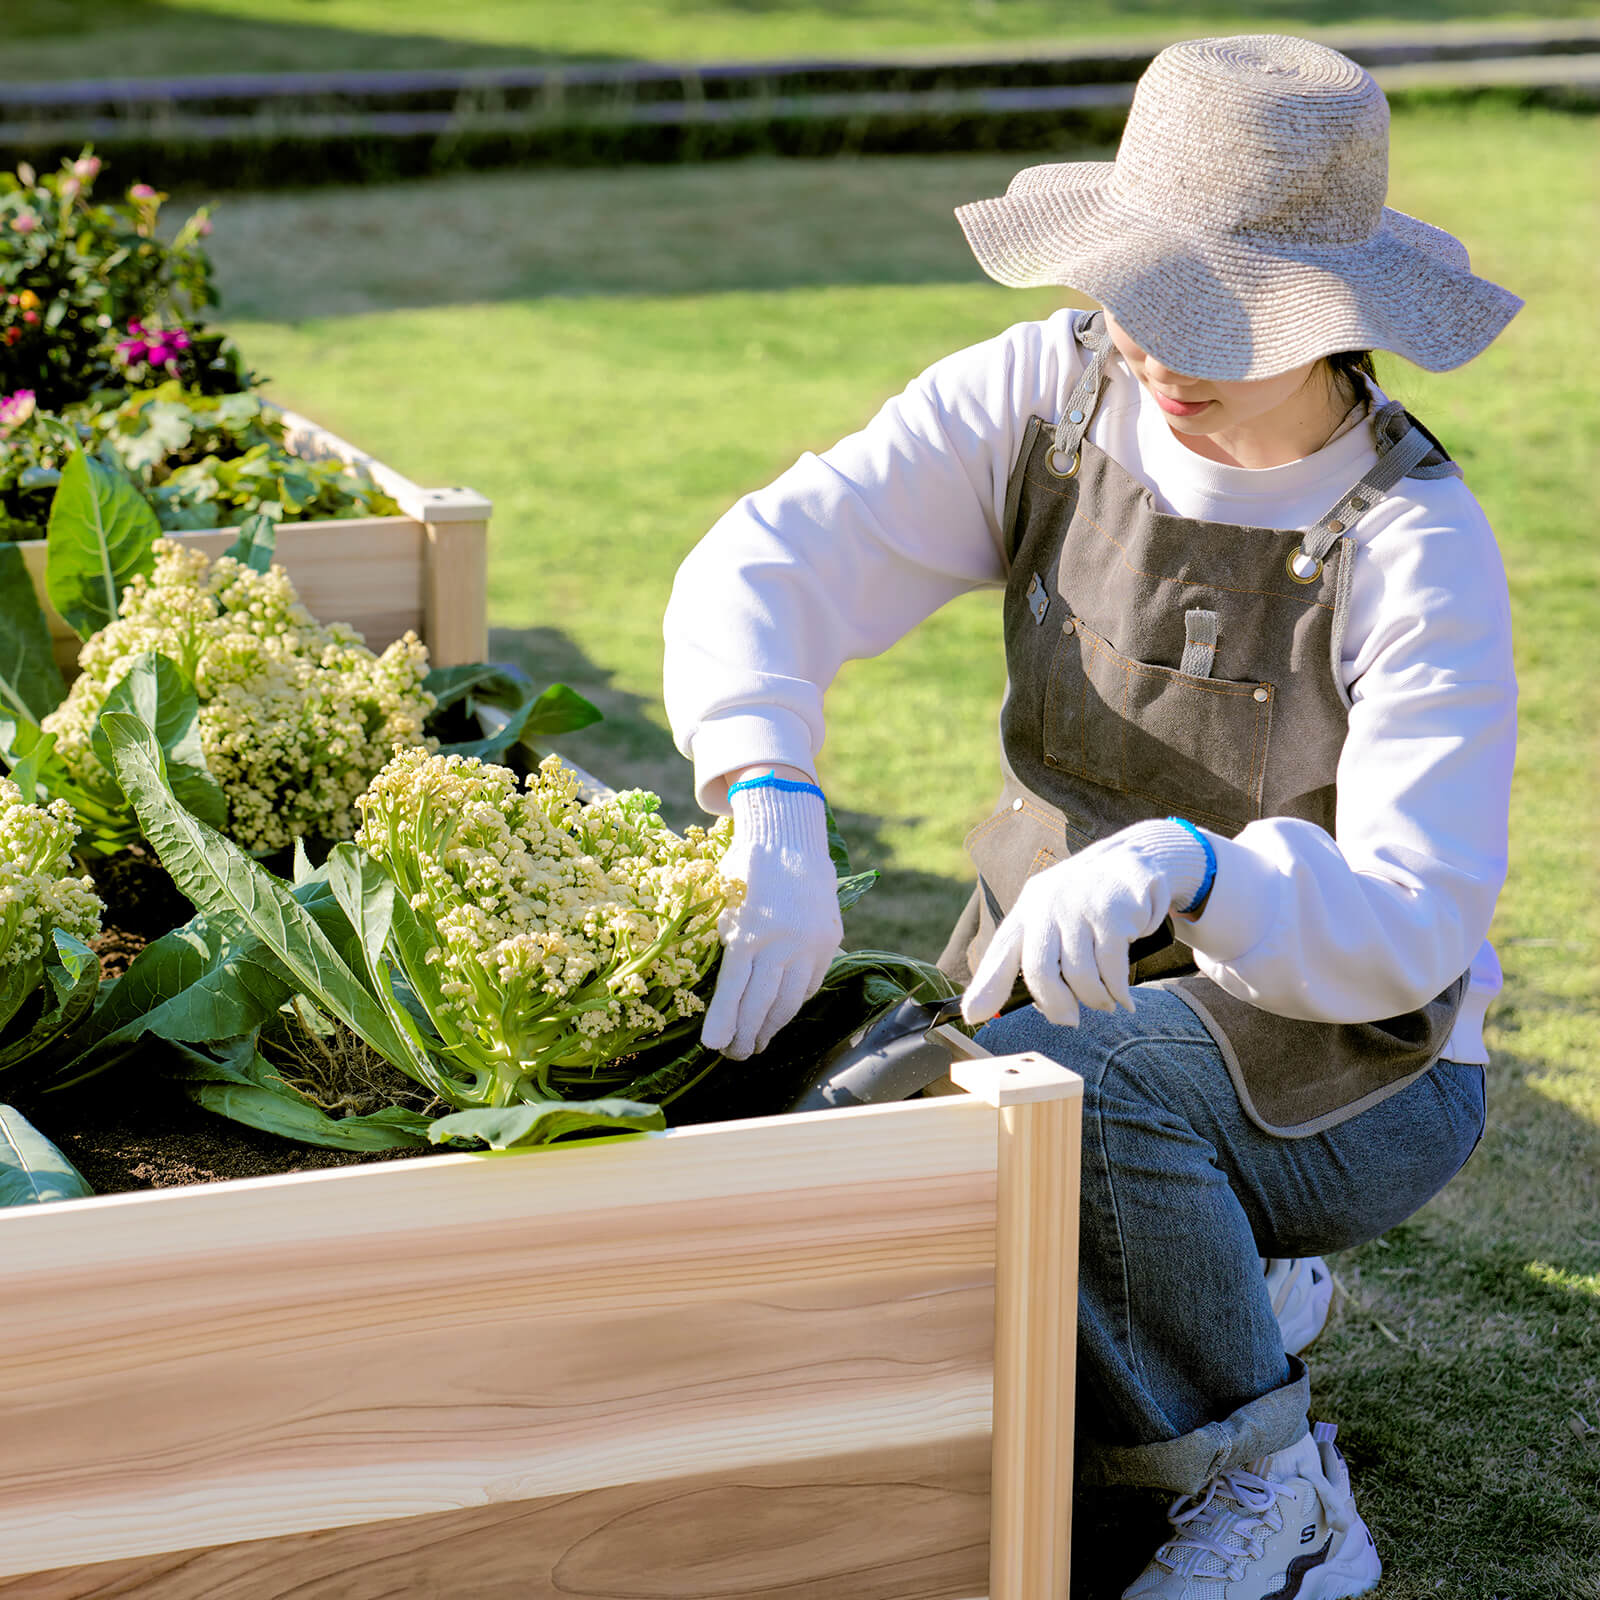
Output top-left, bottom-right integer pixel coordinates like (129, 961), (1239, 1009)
(0, 152), (248, 410)
(42, 537), (435, 854)
(80, 719), (733, 1150)
(0, 776), (102, 1076)
(356, 749), (734, 1099)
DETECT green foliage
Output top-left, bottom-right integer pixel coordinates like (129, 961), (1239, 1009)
(43, 449), (160, 640)
(0, 151), (246, 411)
(0, 1103), (91, 1206)
(0, 543), (66, 723)
(0, 384), (401, 542)
(0, 928), (100, 1075)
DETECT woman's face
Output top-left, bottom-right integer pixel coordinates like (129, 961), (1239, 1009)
(1101, 308), (1335, 444)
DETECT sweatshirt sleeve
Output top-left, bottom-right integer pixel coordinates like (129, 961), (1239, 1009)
(663, 311), (1078, 812)
(1182, 478), (1517, 1022)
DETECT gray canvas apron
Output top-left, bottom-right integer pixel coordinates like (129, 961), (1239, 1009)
(939, 312), (1469, 1137)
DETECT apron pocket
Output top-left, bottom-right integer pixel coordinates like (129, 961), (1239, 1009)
(1043, 617), (1271, 830)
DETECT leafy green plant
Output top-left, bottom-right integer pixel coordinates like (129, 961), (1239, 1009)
(0, 774), (101, 1078)
(0, 452), (598, 870)
(0, 152), (248, 412)
(1, 385), (400, 543)
(0, 1104), (91, 1206)
(81, 717), (712, 1150)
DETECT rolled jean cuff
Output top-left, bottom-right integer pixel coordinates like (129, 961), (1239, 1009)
(1078, 1356), (1311, 1495)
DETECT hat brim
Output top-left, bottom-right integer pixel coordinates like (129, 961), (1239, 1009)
(956, 165), (1522, 380)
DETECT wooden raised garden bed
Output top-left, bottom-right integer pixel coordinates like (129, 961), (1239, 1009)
(14, 410), (492, 675)
(0, 1031), (1083, 1600)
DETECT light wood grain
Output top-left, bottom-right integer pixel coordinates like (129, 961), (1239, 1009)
(0, 1442), (990, 1599)
(423, 510), (490, 666)
(0, 1095), (1002, 1580)
(988, 1094), (1083, 1600)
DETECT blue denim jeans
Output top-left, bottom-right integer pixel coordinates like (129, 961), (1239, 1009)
(975, 986), (1486, 1495)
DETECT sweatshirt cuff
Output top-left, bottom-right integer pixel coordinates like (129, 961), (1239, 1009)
(690, 708), (819, 815)
(1180, 829), (1287, 964)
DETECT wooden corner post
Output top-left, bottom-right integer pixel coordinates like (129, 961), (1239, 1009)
(951, 1051), (1085, 1600)
(416, 486), (492, 666)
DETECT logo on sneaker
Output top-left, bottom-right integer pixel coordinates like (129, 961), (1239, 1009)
(1261, 1535), (1333, 1600)
(1299, 1524), (1317, 1545)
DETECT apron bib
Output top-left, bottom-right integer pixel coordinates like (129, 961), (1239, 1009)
(939, 312), (1469, 1137)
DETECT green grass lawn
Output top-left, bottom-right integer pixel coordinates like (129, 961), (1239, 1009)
(8, 0), (1600, 78)
(208, 104), (1598, 1595)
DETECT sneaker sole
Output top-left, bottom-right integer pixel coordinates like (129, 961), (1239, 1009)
(1297, 1516), (1383, 1599)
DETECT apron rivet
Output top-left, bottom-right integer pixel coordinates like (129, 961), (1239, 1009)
(1063, 617), (1076, 634)
(1326, 519), (1345, 533)
(1045, 754), (1059, 766)
(1253, 685), (1270, 702)
(1012, 798), (1024, 811)
(1348, 498), (1366, 513)
(1068, 409), (1084, 424)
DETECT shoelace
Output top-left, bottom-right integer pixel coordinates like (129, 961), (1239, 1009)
(1154, 1453), (1351, 1582)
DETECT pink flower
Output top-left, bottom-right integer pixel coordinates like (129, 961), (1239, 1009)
(127, 319), (146, 335)
(128, 183), (157, 201)
(117, 338), (150, 364)
(21, 310), (38, 325)
(196, 217), (212, 237)
(0, 390), (37, 428)
(10, 212), (38, 234)
(72, 155), (101, 182)
(59, 176), (81, 201)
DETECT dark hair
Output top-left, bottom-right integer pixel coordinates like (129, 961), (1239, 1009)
(1323, 349), (1377, 407)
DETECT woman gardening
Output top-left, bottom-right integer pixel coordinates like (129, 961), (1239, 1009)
(664, 35), (1518, 1598)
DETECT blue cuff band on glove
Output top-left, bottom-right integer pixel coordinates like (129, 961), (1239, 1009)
(1166, 816), (1217, 915)
(727, 770), (826, 803)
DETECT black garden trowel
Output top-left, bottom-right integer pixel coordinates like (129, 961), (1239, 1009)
(785, 920), (1181, 1114)
(785, 992), (970, 1113)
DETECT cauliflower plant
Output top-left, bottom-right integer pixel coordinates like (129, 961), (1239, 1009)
(0, 776), (102, 984)
(42, 538), (434, 852)
(356, 749), (736, 1099)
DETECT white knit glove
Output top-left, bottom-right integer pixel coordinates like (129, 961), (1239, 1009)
(703, 783), (843, 1059)
(961, 820), (1210, 1028)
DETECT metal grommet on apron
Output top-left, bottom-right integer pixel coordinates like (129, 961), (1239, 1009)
(939, 311), (1470, 1139)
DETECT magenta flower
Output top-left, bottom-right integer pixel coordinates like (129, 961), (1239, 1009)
(10, 212), (38, 234)
(128, 183), (157, 201)
(0, 390), (37, 429)
(72, 155), (101, 182)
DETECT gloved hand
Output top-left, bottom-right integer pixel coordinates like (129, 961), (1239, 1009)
(961, 820), (1210, 1028)
(702, 781), (842, 1059)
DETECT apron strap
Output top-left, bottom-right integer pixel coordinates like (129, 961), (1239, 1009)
(1046, 311), (1115, 474)
(1295, 401), (1465, 570)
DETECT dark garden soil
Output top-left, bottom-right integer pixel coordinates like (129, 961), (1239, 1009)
(6, 840), (433, 1197)
(10, 1070), (425, 1196)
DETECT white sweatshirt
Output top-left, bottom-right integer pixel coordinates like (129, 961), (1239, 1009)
(663, 308), (1516, 1064)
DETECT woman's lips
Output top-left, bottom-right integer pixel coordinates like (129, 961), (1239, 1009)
(1153, 390), (1212, 417)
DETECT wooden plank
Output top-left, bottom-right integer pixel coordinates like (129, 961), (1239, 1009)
(0, 1095), (1000, 1577)
(954, 1056), (1083, 1600)
(422, 508), (490, 665)
(0, 1441), (991, 1600)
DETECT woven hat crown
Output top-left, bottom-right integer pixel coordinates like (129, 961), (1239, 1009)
(1021, 36), (1390, 248)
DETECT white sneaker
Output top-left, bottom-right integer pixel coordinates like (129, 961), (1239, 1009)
(1264, 1256), (1334, 1355)
(1122, 1423), (1382, 1599)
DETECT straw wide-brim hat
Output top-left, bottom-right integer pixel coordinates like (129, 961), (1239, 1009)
(955, 35), (1522, 380)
